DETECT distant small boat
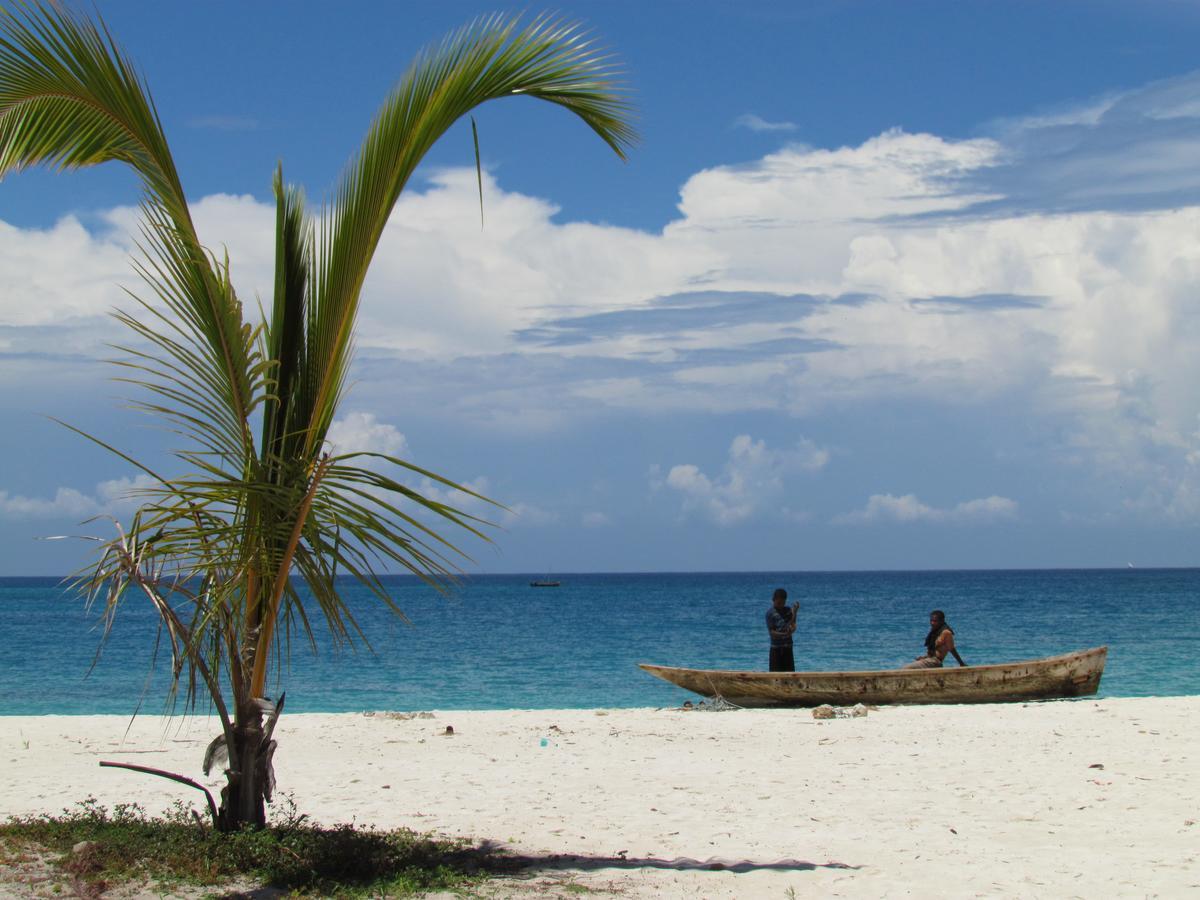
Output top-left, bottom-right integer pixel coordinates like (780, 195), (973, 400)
(529, 580), (561, 588)
(639, 647), (1107, 707)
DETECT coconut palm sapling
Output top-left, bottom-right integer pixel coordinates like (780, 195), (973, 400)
(0, 2), (634, 830)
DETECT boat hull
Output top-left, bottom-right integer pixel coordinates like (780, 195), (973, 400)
(638, 647), (1107, 707)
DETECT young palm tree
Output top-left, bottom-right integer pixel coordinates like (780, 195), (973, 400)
(0, 2), (633, 830)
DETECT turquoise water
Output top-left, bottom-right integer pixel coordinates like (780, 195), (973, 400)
(1, 569), (1196, 714)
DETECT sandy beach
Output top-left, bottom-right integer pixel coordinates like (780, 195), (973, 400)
(1, 697), (1196, 898)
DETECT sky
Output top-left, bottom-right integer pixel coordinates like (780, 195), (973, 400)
(3, 0), (1200, 574)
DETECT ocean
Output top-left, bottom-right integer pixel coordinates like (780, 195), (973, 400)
(1, 569), (1196, 715)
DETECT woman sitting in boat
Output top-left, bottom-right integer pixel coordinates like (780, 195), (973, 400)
(903, 610), (967, 668)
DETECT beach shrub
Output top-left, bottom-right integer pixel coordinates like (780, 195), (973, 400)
(0, 798), (500, 896)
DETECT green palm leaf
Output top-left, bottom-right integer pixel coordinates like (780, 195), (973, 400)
(0, 3), (260, 460)
(303, 13), (635, 458)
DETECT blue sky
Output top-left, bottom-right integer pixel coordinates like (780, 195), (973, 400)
(3, 0), (1200, 574)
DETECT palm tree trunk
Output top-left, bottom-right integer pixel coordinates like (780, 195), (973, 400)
(218, 703), (267, 830)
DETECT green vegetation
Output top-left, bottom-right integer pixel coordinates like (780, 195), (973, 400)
(0, 2), (633, 831)
(0, 798), (508, 897)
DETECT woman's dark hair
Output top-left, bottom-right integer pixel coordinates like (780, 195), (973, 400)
(772, 588), (788, 602)
(925, 610), (949, 655)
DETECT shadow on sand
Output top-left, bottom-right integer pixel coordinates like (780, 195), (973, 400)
(208, 840), (861, 897)
(478, 840), (861, 875)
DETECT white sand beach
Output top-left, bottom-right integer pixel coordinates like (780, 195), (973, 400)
(1, 697), (1196, 898)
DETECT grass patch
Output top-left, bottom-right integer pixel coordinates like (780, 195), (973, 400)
(0, 796), (506, 897)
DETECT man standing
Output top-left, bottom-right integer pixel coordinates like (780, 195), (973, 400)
(766, 588), (799, 672)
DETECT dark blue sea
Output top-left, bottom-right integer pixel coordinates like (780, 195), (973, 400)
(1, 570), (1196, 715)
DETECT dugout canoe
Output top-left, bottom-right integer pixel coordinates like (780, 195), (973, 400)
(638, 646), (1107, 707)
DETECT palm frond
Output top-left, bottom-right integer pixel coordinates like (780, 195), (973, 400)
(262, 164), (311, 473)
(0, 1), (185, 220)
(302, 13), (636, 459)
(0, 4), (262, 465)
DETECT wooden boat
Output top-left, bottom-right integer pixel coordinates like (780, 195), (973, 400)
(638, 646), (1107, 707)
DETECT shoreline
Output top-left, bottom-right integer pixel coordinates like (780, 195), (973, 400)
(3, 697), (1197, 897)
(0, 690), (1193, 718)
(0, 691), (1195, 720)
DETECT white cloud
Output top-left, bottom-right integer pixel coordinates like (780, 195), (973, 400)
(0, 194), (275, 366)
(661, 434), (828, 525)
(356, 169), (707, 358)
(986, 93), (1118, 136)
(581, 511), (610, 527)
(674, 129), (1001, 241)
(6, 69), (1200, 528)
(0, 487), (96, 519)
(0, 474), (157, 520)
(835, 493), (1018, 525)
(734, 113), (798, 133)
(500, 502), (559, 528)
(0, 216), (134, 368)
(94, 474), (159, 505)
(0, 216), (133, 330)
(409, 474), (492, 512)
(326, 411), (409, 458)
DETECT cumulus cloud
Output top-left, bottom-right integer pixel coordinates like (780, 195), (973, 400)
(326, 411), (409, 458)
(355, 168), (708, 358)
(0, 193), (276, 367)
(0, 474), (157, 520)
(0, 216), (133, 366)
(835, 493), (1018, 525)
(0, 487), (96, 519)
(660, 434), (829, 525)
(6, 67), (1200, 528)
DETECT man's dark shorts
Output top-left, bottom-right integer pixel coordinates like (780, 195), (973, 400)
(769, 646), (795, 672)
